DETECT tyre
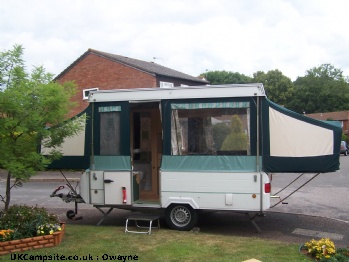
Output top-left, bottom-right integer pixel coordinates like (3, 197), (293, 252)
(165, 204), (198, 231)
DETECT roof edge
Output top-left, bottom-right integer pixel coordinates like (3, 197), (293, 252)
(54, 49), (91, 80)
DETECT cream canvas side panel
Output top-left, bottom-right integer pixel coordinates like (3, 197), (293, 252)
(41, 116), (86, 156)
(269, 107), (333, 157)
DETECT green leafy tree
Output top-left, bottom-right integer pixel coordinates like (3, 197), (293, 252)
(253, 69), (294, 106)
(200, 70), (253, 85)
(0, 45), (84, 211)
(288, 64), (349, 114)
(221, 115), (248, 151)
(0, 44), (26, 90)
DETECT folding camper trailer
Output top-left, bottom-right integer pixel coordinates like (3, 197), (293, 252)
(52, 84), (341, 231)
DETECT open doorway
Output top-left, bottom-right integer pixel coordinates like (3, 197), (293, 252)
(131, 102), (162, 204)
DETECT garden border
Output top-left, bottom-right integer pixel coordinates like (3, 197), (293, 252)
(0, 223), (65, 255)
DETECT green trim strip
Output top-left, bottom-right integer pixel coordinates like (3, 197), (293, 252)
(262, 155), (340, 173)
(161, 155), (260, 172)
(98, 106), (121, 112)
(93, 155), (131, 170)
(171, 102), (250, 109)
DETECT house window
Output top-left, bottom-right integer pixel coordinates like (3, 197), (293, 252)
(160, 82), (174, 88)
(83, 88), (99, 100)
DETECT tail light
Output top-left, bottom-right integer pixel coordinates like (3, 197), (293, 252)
(264, 183), (271, 193)
(122, 187), (127, 203)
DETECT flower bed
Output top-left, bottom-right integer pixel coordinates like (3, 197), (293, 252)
(300, 238), (349, 261)
(0, 223), (65, 255)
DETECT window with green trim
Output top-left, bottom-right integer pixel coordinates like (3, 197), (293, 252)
(100, 111), (121, 155)
(171, 104), (250, 156)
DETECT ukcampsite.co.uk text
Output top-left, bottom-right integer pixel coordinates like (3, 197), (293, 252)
(11, 253), (139, 261)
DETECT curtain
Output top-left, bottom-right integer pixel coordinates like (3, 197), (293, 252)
(171, 110), (182, 155)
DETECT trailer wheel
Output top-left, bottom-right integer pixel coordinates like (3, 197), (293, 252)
(165, 204), (198, 231)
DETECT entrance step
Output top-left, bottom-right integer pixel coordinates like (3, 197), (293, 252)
(125, 213), (160, 234)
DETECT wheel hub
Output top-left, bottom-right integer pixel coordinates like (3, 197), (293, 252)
(171, 206), (190, 226)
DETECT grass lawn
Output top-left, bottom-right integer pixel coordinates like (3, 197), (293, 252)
(1, 224), (309, 262)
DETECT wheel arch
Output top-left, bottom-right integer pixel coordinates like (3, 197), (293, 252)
(162, 197), (199, 209)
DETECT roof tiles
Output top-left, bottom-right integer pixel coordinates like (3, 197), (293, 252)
(56, 48), (208, 84)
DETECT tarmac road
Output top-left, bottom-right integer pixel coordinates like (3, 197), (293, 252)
(0, 156), (348, 248)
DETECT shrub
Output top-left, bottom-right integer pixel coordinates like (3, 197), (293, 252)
(0, 204), (59, 240)
(220, 115), (248, 151)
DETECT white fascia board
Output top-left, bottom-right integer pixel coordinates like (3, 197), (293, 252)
(88, 84), (266, 103)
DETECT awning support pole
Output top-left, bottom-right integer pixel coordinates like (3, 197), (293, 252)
(256, 96), (263, 215)
(270, 173), (321, 208)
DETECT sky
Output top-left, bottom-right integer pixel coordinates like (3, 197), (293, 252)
(1, 0), (349, 81)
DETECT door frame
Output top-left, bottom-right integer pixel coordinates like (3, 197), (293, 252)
(130, 104), (162, 201)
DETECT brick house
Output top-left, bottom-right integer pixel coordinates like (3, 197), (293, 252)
(46, 49), (209, 169)
(55, 48), (209, 118)
(305, 111), (349, 135)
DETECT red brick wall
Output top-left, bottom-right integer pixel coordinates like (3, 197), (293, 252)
(56, 54), (157, 117)
(343, 120), (348, 135)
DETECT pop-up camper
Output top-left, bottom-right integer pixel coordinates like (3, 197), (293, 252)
(52, 84), (341, 231)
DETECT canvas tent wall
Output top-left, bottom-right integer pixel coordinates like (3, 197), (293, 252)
(261, 99), (341, 173)
(45, 84), (341, 173)
(43, 107), (92, 169)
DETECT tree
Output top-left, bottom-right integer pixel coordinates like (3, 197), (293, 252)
(253, 69), (294, 106)
(0, 45), (84, 211)
(288, 64), (349, 114)
(0, 44), (26, 90)
(200, 70), (253, 85)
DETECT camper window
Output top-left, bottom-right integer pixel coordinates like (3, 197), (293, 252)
(171, 107), (250, 155)
(100, 112), (121, 155)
